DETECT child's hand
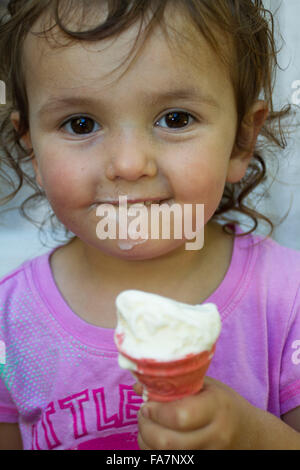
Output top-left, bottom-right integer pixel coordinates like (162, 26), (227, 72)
(134, 377), (255, 450)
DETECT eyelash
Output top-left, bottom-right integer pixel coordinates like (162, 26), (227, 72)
(60, 110), (197, 137)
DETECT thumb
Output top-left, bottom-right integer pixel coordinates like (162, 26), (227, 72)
(203, 375), (236, 394)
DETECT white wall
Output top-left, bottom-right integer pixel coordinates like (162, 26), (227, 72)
(0, 184), (58, 277)
(259, 0), (300, 249)
(0, 0), (300, 278)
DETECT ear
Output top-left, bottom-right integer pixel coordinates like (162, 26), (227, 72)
(10, 111), (44, 188)
(226, 100), (269, 184)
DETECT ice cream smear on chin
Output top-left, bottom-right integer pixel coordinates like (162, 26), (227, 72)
(114, 290), (221, 367)
(117, 238), (148, 251)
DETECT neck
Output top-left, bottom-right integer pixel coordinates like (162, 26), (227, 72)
(67, 221), (224, 297)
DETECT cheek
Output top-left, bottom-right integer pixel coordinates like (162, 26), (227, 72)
(174, 157), (228, 204)
(37, 151), (94, 210)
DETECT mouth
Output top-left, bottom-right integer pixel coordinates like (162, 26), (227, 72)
(92, 197), (174, 208)
(125, 198), (173, 207)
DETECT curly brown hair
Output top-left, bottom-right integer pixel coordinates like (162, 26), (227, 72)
(0, 0), (294, 243)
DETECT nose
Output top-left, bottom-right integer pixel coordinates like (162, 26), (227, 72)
(105, 130), (158, 181)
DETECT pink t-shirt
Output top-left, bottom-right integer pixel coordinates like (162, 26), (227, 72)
(0, 224), (300, 450)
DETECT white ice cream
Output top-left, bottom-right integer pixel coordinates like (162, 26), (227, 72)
(114, 289), (221, 362)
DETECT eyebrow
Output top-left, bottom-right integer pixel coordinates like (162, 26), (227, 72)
(37, 87), (219, 118)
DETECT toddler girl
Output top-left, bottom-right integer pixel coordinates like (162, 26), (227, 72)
(0, 0), (300, 450)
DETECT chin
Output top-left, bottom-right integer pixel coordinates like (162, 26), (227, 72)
(97, 238), (186, 261)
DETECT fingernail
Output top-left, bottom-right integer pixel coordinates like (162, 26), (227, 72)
(141, 404), (150, 419)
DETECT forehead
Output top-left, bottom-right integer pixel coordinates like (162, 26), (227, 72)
(22, 4), (234, 108)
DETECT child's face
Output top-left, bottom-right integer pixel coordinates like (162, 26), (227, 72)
(15, 10), (259, 259)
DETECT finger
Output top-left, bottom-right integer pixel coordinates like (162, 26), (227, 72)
(137, 431), (152, 450)
(133, 382), (143, 396)
(138, 410), (213, 450)
(140, 389), (215, 432)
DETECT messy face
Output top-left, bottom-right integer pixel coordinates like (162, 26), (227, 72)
(20, 8), (241, 260)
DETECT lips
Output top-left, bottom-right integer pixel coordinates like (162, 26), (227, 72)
(90, 197), (175, 211)
(96, 198), (172, 206)
(125, 199), (171, 207)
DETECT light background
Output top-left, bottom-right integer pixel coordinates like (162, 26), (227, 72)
(0, 0), (300, 277)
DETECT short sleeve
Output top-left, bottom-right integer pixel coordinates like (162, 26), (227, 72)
(0, 333), (18, 422)
(0, 375), (19, 423)
(279, 286), (300, 416)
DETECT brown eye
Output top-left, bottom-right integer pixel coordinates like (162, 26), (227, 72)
(62, 116), (100, 135)
(71, 117), (95, 134)
(156, 111), (194, 130)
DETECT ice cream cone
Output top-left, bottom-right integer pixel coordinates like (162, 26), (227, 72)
(116, 335), (216, 402)
(114, 290), (221, 402)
